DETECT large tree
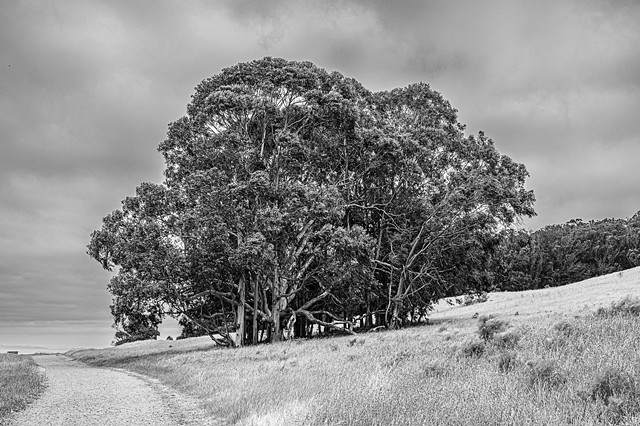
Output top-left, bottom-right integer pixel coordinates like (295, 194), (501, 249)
(88, 57), (535, 346)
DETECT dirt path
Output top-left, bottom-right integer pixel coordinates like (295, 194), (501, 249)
(7, 355), (216, 426)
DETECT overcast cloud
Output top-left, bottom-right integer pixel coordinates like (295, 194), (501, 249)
(1, 0), (639, 350)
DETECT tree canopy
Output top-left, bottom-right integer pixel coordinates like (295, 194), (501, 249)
(87, 57), (535, 346)
(487, 214), (640, 292)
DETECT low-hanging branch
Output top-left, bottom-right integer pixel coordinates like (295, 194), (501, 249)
(295, 309), (356, 335)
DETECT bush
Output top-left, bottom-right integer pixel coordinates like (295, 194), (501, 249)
(456, 292), (489, 306)
(477, 316), (508, 341)
(525, 359), (566, 389)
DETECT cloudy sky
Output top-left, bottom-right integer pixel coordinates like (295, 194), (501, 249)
(1, 0), (639, 351)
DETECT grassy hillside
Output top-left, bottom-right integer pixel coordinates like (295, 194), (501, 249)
(431, 266), (640, 323)
(68, 268), (640, 425)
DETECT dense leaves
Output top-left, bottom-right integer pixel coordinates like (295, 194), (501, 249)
(487, 214), (640, 291)
(88, 58), (535, 346)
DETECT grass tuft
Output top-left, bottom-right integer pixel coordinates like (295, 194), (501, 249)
(497, 352), (517, 373)
(492, 329), (521, 349)
(458, 336), (486, 358)
(551, 320), (573, 336)
(477, 316), (508, 341)
(423, 360), (448, 378)
(586, 367), (640, 423)
(589, 368), (636, 402)
(525, 359), (566, 389)
(596, 296), (640, 317)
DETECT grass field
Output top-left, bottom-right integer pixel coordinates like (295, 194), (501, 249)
(0, 354), (47, 423)
(68, 267), (640, 425)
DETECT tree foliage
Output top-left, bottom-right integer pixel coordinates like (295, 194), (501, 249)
(487, 214), (640, 291)
(88, 57), (535, 346)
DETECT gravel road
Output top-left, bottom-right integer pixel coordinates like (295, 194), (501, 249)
(7, 355), (218, 426)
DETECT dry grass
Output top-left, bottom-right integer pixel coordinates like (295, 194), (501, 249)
(430, 266), (640, 324)
(0, 354), (47, 422)
(68, 267), (640, 425)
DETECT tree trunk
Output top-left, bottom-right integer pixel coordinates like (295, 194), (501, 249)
(390, 302), (401, 329)
(322, 313), (327, 336)
(271, 268), (282, 342)
(390, 273), (407, 329)
(272, 303), (281, 342)
(365, 290), (372, 328)
(295, 315), (307, 338)
(252, 275), (259, 345)
(245, 317), (252, 344)
(285, 312), (296, 340)
(235, 274), (245, 347)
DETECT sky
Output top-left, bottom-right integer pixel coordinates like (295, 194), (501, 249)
(1, 0), (639, 351)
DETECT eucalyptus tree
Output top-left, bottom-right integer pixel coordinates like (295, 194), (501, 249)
(90, 58), (374, 345)
(88, 57), (536, 345)
(342, 84), (536, 328)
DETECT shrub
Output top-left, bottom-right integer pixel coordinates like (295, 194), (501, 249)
(458, 337), (485, 358)
(456, 292), (489, 306)
(477, 316), (508, 341)
(525, 359), (566, 389)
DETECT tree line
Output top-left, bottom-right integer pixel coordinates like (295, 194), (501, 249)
(485, 214), (640, 292)
(87, 57), (535, 346)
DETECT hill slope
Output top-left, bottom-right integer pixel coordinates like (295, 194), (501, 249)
(431, 266), (640, 322)
(66, 267), (640, 425)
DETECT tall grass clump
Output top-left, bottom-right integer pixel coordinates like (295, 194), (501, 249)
(0, 354), (46, 420)
(596, 296), (640, 317)
(477, 316), (508, 341)
(475, 315), (520, 349)
(497, 352), (517, 373)
(525, 359), (566, 389)
(457, 336), (486, 358)
(586, 367), (640, 424)
(492, 329), (521, 349)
